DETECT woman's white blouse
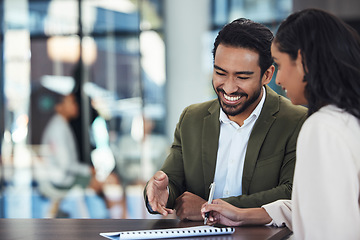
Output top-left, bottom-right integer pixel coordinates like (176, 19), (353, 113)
(263, 105), (360, 239)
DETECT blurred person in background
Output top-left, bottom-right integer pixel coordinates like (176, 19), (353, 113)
(41, 93), (90, 190)
(40, 91), (125, 218)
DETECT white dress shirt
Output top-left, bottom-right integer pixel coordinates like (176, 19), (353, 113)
(213, 87), (266, 199)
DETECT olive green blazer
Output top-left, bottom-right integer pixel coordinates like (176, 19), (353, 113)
(154, 85), (307, 209)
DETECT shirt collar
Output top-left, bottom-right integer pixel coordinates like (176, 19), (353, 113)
(219, 86), (266, 125)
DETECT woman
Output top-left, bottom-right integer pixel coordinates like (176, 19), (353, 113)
(201, 8), (360, 239)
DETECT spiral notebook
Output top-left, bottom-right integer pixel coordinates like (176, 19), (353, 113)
(100, 225), (235, 239)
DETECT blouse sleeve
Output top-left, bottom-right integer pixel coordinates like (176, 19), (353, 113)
(262, 200), (292, 230)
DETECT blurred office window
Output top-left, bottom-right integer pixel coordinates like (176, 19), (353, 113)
(212, 0), (291, 27)
(0, 0), (293, 219)
(211, 0), (291, 96)
(0, 0), (167, 219)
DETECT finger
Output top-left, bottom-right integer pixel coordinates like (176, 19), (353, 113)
(165, 208), (174, 214)
(207, 212), (219, 224)
(206, 218), (217, 225)
(209, 213), (216, 222)
(155, 204), (169, 216)
(201, 204), (215, 213)
(154, 171), (166, 181)
(148, 197), (165, 213)
(212, 198), (223, 204)
(148, 201), (160, 213)
(201, 202), (208, 209)
(201, 204), (209, 214)
(152, 201), (174, 216)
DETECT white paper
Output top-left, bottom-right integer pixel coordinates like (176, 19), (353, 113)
(100, 225), (235, 240)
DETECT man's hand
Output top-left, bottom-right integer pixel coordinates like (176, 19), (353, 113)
(146, 171), (174, 216)
(174, 191), (206, 221)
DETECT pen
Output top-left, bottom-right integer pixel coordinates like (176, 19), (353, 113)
(204, 182), (215, 224)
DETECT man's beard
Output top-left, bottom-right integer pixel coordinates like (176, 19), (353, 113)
(217, 87), (262, 117)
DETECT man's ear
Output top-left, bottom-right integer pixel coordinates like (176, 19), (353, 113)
(262, 64), (275, 85)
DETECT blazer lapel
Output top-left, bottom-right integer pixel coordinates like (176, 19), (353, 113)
(202, 100), (220, 198)
(242, 86), (279, 194)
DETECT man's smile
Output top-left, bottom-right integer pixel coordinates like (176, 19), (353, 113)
(224, 93), (242, 102)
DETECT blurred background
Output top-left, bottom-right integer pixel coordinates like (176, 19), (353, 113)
(0, 0), (359, 219)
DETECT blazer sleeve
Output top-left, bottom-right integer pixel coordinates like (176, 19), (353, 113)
(159, 107), (189, 208)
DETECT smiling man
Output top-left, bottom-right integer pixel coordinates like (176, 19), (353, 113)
(144, 18), (308, 221)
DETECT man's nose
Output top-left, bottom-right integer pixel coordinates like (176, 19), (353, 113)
(222, 78), (239, 94)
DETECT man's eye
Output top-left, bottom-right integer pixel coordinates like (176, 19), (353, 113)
(216, 71), (225, 76)
(237, 76), (250, 80)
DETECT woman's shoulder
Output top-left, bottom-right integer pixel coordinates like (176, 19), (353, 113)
(302, 105), (360, 140)
(306, 105), (356, 125)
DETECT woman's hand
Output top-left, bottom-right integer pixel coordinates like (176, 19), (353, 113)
(201, 199), (272, 226)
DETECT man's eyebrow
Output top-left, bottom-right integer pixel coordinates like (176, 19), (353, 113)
(235, 71), (254, 75)
(214, 65), (254, 75)
(214, 65), (228, 73)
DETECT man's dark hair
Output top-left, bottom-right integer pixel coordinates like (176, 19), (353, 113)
(212, 18), (274, 76)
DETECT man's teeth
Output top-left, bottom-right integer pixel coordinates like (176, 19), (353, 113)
(224, 94), (241, 101)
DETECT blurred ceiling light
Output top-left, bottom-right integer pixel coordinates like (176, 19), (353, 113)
(47, 36), (79, 63)
(131, 114), (144, 142)
(90, 0), (136, 13)
(46, 0), (78, 34)
(12, 114), (29, 143)
(82, 36), (98, 64)
(83, 82), (115, 100)
(41, 75), (75, 95)
(140, 31), (165, 85)
(4, 29), (31, 112)
(4, 30), (30, 61)
(47, 36), (97, 65)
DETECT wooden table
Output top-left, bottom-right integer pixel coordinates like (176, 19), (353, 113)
(0, 218), (292, 240)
